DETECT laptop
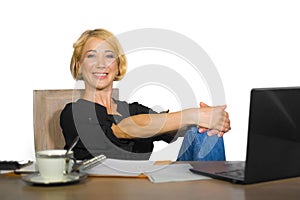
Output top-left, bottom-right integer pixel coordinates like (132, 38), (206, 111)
(190, 87), (300, 184)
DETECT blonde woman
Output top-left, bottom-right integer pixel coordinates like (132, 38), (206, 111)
(60, 28), (230, 160)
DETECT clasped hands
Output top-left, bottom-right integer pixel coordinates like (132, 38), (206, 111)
(198, 102), (231, 137)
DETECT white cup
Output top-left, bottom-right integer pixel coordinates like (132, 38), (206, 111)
(36, 150), (75, 181)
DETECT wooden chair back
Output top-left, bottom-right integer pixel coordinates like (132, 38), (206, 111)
(33, 89), (119, 151)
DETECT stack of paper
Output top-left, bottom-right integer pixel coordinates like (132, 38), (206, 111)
(84, 159), (210, 183)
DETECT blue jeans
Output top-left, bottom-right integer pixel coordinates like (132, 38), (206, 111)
(177, 126), (226, 161)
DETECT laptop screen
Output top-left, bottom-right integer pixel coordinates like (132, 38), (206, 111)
(245, 87), (300, 183)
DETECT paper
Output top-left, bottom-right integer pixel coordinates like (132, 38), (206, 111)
(145, 164), (210, 183)
(85, 159), (163, 177)
(84, 158), (210, 183)
(0, 170), (13, 174)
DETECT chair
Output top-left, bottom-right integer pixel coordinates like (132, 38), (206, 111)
(33, 89), (119, 151)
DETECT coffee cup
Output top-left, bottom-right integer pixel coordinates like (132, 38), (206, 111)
(36, 149), (75, 181)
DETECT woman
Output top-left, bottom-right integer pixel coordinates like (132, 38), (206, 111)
(60, 28), (231, 160)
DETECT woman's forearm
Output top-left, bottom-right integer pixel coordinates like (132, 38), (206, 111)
(112, 106), (230, 139)
(112, 111), (184, 139)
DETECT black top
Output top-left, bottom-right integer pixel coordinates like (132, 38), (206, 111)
(60, 99), (174, 160)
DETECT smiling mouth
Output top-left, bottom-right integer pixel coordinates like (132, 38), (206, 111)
(93, 72), (108, 77)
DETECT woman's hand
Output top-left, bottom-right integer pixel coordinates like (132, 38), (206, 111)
(197, 102), (231, 137)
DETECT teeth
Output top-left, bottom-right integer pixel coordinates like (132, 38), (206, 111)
(94, 73), (107, 77)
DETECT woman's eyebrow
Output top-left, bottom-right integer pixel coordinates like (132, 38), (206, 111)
(85, 50), (97, 53)
(104, 50), (114, 53)
(84, 49), (114, 54)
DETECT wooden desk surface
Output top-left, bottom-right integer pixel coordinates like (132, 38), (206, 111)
(1, 172), (300, 200)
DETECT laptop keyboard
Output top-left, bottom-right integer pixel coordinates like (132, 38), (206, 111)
(216, 169), (245, 180)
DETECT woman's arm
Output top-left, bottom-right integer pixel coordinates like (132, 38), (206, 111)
(111, 105), (230, 139)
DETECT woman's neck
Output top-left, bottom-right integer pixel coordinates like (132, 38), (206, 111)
(83, 89), (115, 113)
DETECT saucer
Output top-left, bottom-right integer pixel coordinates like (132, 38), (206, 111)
(22, 172), (87, 186)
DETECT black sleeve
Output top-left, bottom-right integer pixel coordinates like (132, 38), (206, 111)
(129, 102), (158, 115)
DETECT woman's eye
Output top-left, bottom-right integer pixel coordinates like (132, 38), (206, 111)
(106, 54), (115, 59)
(87, 54), (96, 58)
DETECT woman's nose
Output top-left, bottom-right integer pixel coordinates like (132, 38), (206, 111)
(96, 57), (107, 68)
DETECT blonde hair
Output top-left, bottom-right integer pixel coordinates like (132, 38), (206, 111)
(70, 28), (127, 80)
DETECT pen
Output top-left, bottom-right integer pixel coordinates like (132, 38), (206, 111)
(72, 154), (106, 172)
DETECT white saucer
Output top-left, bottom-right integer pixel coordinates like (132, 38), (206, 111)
(22, 172), (87, 186)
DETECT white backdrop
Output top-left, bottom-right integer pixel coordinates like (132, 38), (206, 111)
(0, 0), (299, 161)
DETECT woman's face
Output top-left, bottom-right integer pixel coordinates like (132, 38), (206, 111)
(79, 37), (118, 91)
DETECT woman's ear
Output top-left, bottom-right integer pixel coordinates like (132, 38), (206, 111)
(77, 62), (81, 73)
(113, 65), (120, 81)
(76, 62), (83, 80)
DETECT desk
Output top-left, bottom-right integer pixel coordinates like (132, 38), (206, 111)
(1, 172), (300, 200)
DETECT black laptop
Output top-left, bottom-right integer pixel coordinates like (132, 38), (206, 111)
(190, 87), (300, 184)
